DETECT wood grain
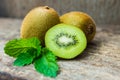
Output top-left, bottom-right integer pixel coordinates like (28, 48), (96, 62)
(0, 18), (120, 80)
(0, 0), (120, 25)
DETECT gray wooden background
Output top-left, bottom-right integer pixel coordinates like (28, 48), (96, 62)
(0, 0), (120, 25)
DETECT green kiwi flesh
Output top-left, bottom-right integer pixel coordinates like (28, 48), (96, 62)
(45, 23), (87, 59)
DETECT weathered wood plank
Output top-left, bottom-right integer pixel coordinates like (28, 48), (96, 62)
(0, 0), (120, 25)
(0, 18), (120, 80)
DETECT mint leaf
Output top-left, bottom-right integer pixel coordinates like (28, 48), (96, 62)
(14, 49), (37, 66)
(34, 48), (59, 77)
(4, 37), (41, 57)
(4, 37), (60, 77)
(14, 52), (33, 66)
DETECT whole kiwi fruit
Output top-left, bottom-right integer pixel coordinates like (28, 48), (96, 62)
(20, 6), (60, 45)
(60, 11), (96, 43)
(45, 23), (87, 59)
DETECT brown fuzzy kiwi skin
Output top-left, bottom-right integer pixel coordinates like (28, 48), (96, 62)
(20, 6), (60, 45)
(60, 12), (96, 43)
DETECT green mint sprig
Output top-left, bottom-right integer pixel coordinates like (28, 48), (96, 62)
(13, 48), (37, 66)
(4, 37), (41, 57)
(4, 37), (59, 78)
(34, 48), (59, 77)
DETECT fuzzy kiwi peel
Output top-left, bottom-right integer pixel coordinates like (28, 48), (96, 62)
(60, 11), (96, 43)
(45, 23), (87, 59)
(20, 6), (60, 45)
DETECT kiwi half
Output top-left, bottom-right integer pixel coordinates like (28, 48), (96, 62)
(45, 24), (87, 59)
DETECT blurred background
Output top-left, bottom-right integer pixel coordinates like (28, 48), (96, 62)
(0, 0), (120, 25)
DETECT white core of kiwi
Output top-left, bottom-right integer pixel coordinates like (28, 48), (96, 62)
(54, 33), (78, 47)
(58, 36), (73, 44)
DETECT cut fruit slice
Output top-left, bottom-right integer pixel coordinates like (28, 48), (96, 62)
(45, 23), (87, 59)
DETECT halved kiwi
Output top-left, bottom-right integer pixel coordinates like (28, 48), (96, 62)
(45, 23), (87, 59)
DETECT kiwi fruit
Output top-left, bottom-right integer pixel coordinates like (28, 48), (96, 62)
(60, 11), (96, 43)
(45, 23), (87, 59)
(20, 6), (60, 45)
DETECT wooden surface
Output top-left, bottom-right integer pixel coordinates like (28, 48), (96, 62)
(0, 18), (120, 80)
(0, 0), (120, 25)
